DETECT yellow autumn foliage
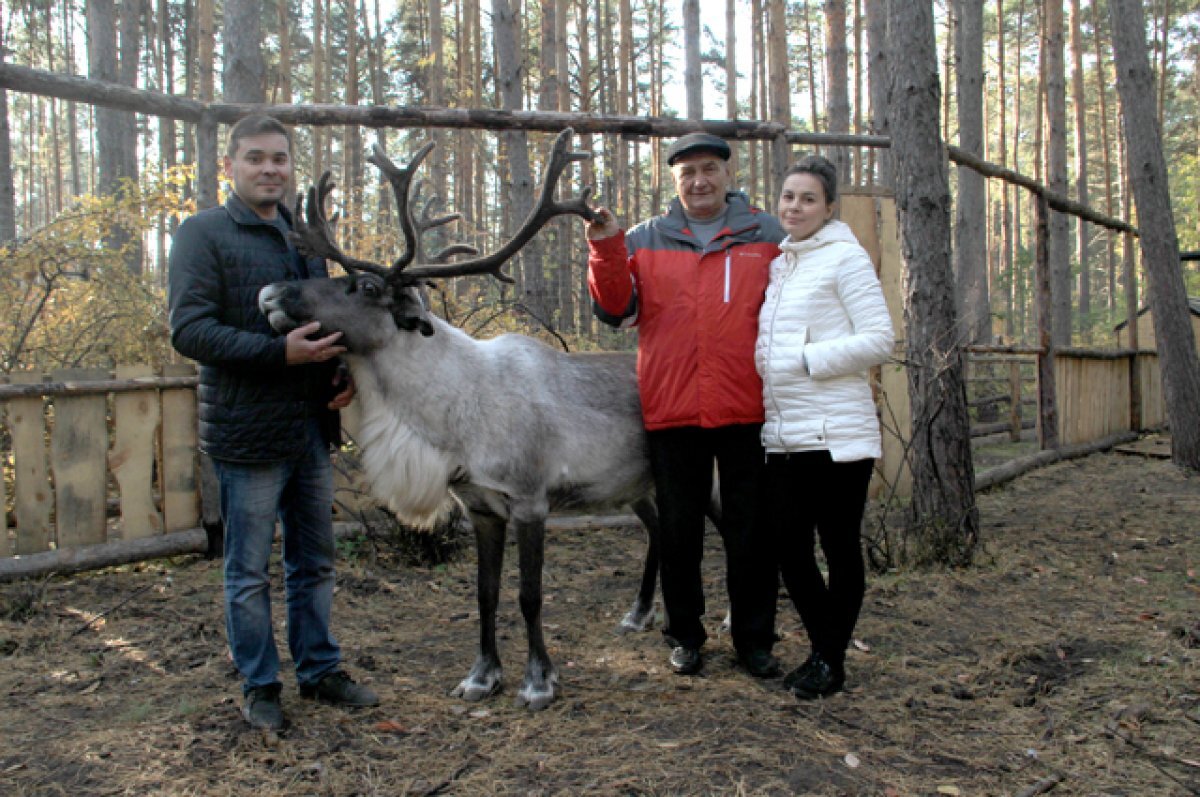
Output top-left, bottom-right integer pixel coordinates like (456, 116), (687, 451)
(0, 167), (194, 373)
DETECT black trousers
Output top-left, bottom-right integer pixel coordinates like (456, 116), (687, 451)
(646, 424), (775, 654)
(763, 451), (874, 666)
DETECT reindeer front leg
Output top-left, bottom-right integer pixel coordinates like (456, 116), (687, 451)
(513, 515), (558, 710)
(452, 510), (506, 702)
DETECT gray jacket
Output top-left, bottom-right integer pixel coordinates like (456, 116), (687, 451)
(168, 193), (340, 462)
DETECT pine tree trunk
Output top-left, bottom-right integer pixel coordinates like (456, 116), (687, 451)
(824, 0), (850, 181)
(492, 0), (541, 321)
(865, 0), (889, 185)
(767, 0), (791, 193)
(1068, 0), (1090, 340)
(683, 0), (702, 120)
(1043, 0), (1071, 345)
(223, 0), (266, 102)
(954, 0), (988, 345)
(886, 0), (979, 565)
(1108, 0), (1200, 472)
(1092, 2), (1118, 317)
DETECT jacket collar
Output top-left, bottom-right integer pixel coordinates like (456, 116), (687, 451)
(661, 191), (766, 249)
(779, 218), (858, 257)
(224, 192), (294, 229)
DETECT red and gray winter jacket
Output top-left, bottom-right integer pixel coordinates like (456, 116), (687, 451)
(588, 192), (785, 431)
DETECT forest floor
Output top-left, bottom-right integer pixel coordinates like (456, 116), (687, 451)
(0, 437), (1198, 796)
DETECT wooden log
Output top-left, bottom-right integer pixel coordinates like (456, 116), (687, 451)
(0, 374), (198, 399)
(0, 516), (641, 581)
(975, 431), (1139, 491)
(50, 368), (109, 548)
(110, 365), (162, 540)
(972, 418), (1036, 438)
(4, 373), (53, 555)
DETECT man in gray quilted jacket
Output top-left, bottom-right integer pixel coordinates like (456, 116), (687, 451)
(168, 115), (378, 731)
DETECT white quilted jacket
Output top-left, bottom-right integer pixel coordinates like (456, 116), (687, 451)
(756, 220), (894, 460)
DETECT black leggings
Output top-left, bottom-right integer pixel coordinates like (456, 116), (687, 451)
(763, 451), (874, 665)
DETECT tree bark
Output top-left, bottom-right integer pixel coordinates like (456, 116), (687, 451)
(767, 0), (791, 193)
(223, 0), (266, 103)
(865, 0), (889, 185)
(824, 0), (851, 181)
(683, 0), (702, 120)
(1108, 0), (1200, 472)
(1068, 0), (1090, 340)
(0, 10), (15, 241)
(1092, 4), (1118, 316)
(886, 0), (979, 565)
(954, 0), (988, 345)
(1043, 0), (1071, 346)
(492, 0), (542, 321)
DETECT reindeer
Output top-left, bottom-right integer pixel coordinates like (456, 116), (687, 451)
(259, 130), (700, 710)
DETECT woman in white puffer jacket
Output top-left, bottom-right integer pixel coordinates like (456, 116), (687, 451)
(755, 155), (893, 699)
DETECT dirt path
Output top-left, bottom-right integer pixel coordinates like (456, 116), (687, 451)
(1, 449), (1197, 796)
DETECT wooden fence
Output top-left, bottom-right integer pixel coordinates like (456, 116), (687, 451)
(1, 346), (1167, 576)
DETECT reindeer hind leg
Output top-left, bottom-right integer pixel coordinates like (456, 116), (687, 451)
(619, 496), (661, 633)
(512, 515), (558, 710)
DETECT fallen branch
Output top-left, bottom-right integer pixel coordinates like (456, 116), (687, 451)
(69, 581), (157, 637)
(974, 431), (1140, 492)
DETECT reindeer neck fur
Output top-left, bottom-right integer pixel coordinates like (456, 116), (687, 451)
(343, 317), (493, 528)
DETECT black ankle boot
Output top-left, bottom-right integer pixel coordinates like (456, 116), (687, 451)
(788, 652), (845, 699)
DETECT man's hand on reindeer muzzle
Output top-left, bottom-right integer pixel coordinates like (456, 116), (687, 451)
(285, 321), (348, 365)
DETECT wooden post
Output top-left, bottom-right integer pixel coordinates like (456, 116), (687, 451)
(1035, 195), (1060, 449)
(196, 110), (219, 210)
(1008, 358), (1022, 442)
(161, 363), (200, 533)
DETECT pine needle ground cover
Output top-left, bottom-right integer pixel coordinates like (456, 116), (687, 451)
(1, 451), (1197, 796)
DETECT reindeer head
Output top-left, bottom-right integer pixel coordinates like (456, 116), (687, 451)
(259, 129), (595, 354)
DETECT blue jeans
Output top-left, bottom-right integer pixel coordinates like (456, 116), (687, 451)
(213, 421), (341, 693)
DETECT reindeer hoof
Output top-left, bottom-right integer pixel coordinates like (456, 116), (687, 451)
(451, 676), (502, 702)
(515, 682), (558, 711)
(618, 604), (655, 634)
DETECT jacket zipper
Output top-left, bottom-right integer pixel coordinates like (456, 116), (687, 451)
(723, 252), (731, 303)
(763, 268), (787, 443)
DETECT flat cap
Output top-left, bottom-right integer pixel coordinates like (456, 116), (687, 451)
(666, 133), (732, 166)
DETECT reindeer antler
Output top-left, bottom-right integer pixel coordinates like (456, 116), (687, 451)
(399, 128), (596, 283)
(290, 172), (391, 278)
(292, 128), (595, 285)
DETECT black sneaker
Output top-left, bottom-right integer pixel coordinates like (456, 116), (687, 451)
(668, 646), (703, 676)
(738, 649), (783, 679)
(788, 652), (845, 699)
(300, 670), (380, 707)
(242, 683), (284, 730)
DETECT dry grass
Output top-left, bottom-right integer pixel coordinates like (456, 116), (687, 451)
(1, 448), (1198, 796)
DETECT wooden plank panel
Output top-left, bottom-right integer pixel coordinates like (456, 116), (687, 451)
(5, 372), (53, 555)
(838, 193), (883, 274)
(161, 363), (200, 533)
(50, 368), (109, 548)
(869, 195), (909, 499)
(110, 365), (162, 540)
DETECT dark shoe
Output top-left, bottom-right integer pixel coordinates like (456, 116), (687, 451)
(668, 646), (703, 676)
(782, 652), (819, 691)
(242, 683), (284, 730)
(788, 652), (845, 699)
(738, 649), (783, 679)
(300, 670), (380, 707)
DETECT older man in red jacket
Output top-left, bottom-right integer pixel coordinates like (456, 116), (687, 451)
(584, 133), (785, 678)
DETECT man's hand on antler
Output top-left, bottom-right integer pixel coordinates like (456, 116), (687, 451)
(586, 206), (621, 241)
(285, 321), (347, 365)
